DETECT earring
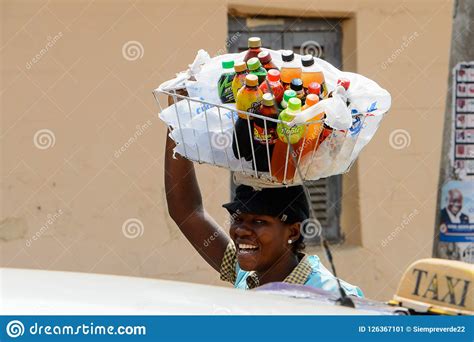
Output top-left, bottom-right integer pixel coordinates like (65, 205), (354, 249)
(288, 239), (292, 244)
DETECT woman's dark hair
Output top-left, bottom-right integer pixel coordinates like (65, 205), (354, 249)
(293, 233), (306, 253)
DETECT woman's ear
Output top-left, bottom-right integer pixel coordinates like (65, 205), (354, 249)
(288, 222), (301, 244)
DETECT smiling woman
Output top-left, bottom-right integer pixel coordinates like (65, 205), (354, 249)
(164, 93), (362, 297)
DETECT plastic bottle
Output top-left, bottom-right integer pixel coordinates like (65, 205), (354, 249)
(257, 51), (277, 71)
(232, 61), (248, 100)
(302, 93), (320, 110)
(232, 117), (254, 161)
(301, 54), (327, 97)
(318, 78), (351, 145)
(290, 78), (304, 101)
(236, 74), (263, 119)
(298, 94), (323, 160)
(280, 89), (296, 109)
(280, 50), (301, 87)
(277, 98), (306, 144)
(259, 69), (285, 103)
(307, 82), (321, 99)
(328, 78), (351, 104)
(244, 37), (262, 62)
(253, 93), (279, 171)
(271, 98), (305, 182)
(247, 57), (267, 84)
(217, 60), (236, 103)
(254, 93), (278, 146)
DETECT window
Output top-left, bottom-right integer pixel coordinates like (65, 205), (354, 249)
(228, 15), (343, 243)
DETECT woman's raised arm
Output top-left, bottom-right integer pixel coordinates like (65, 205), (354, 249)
(164, 94), (230, 272)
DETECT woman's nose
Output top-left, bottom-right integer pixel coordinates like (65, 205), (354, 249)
(233, 224), (253, 237)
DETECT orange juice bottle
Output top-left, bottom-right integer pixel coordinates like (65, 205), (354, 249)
(280, 50), (301, 88)
(298, 94), (323, 159)
(301, 54), (327, 97)
(236, 74), (263, 119)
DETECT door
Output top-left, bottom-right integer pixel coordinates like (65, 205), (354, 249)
(228, 15), (343, 243)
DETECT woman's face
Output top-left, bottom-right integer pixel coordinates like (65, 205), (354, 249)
(229, 212), (298, 272)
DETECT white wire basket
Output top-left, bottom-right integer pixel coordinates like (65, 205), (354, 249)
(154, 88), (382, 187)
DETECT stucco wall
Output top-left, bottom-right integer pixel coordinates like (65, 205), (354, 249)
(0, 0), (453, 300)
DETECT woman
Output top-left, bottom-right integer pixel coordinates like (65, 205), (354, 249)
(164, 95), (362, 296)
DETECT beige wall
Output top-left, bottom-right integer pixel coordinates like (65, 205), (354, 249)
(0, 0), (453, 300)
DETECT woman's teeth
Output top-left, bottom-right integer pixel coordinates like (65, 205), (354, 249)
(238, 244), (258, 251)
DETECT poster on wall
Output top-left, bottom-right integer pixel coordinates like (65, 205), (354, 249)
(438, 180), (474, 263)
(452, 62), (474, 179)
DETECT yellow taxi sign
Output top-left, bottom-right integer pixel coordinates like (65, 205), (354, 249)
(393, 258), (473, 315)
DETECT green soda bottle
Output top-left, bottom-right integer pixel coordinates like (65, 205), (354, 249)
(280, 89), (297, 110)
(277, 97), (306, 144)
(218, 60), (236, 103)
(247, 57), (267, 85)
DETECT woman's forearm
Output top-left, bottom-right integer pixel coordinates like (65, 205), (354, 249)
(164, 131), (203, 223)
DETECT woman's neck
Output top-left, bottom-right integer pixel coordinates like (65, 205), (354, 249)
(256, 253), (300, 286)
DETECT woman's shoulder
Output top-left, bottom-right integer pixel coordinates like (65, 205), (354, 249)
(303, 254), (364, 297)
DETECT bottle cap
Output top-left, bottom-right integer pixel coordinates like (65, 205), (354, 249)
(247, 57), (262, 71)
(248, 37), (262, 48)
(308, 82), (321, 95)
(257, 51), (272, 65)
(281, 50), (295, 62)
(262, 93), (275, 106)
(305, 94), (319, 107)
(267, 69), (280, 82)
(301, 54), (315, 67)
(234, 61), (247, 73)
(283, 89), (297, 102)
(287, 97), (301, 111)
(337, 78), (350, 90)
(290, 78), (303, 91)
(245, 74), (259, 87)
(222, 60), (234, 69)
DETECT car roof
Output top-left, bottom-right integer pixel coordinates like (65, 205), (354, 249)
(1, 268), (380, 315)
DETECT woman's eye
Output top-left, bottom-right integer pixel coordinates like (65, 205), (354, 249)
(253, 219), (265, 225)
